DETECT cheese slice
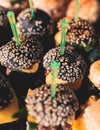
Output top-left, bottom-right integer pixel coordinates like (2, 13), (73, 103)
(0, 92), (19, 124)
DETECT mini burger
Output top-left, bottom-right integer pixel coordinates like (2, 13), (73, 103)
(43, 47), (87, 90)
(17, 8), (53, 37)
(0, 33), (44, 74)
(55, 17), (96, 52)
(0, 73), (19, 124)
(88, 60), (100, 89)
(25, 84), (79, 130)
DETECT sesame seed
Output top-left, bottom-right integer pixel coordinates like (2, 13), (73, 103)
(25, 84), (79, 127)
(17, 8), (52, 37)
(58, 17), (96, 49)
(0, 34), (44, 71)
(43, 47), (87, 83)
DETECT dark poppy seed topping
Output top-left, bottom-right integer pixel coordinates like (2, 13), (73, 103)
(0, 34), (44, 71)
(58, 17), (96, 49)
(43, 47), (87, 83)
(25, 84), (79, 127)
(17, 8), (53, 37)
(0, 6), (9, 27)
(0, 73), (13, 110)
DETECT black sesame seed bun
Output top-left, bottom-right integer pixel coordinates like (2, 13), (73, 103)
(0, 6), (9, 28)
(17, 8), (53, 37)
(26, 121), (72, 130)
(25, 84), (79, 127)
(0, 33), (44, 73)
(56, 17), (96, 51)
(0, 73), (13, 109)
(0, 73), (19, 124)
(43, 47), (87, 89)
(0, 6), (12, 46)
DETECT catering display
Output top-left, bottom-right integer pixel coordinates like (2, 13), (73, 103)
(0, 0), (100, 130)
